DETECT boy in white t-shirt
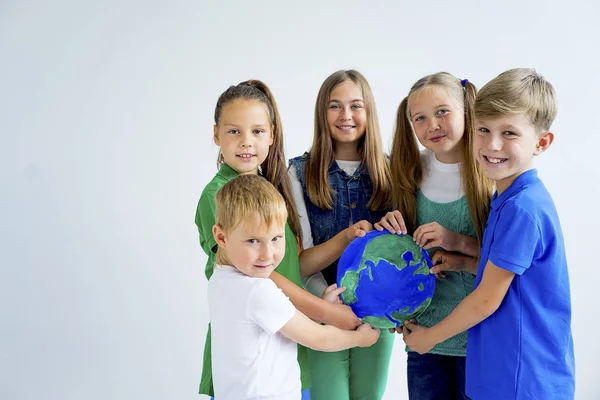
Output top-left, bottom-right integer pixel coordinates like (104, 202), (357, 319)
(209, 174), (380, 400)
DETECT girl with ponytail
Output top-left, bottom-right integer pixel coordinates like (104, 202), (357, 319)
(375, 73), (493, 400)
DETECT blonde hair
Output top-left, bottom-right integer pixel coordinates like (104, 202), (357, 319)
(213, 79), (301, 240)
(305, 70), (392, 211)
(214, 174), (288, 265)
(390, 72), (493, 242)
(475, 68), (557, 133)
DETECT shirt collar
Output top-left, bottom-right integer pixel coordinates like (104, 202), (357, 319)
(491, 169), (539, 210)
(216, 163), (240, 180)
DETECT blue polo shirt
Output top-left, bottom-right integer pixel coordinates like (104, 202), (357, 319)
(466, 170), (575, 400)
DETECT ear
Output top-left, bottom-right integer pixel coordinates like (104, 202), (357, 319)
(213, 224), (227, 249)
(534, 131), (554, 156)
(213, 125), (220, 146)
(268, 126), (274, 146)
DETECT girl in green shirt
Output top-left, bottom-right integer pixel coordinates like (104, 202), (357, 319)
(195, 80), (362, 398)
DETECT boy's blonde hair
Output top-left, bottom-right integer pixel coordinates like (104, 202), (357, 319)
(215, 174), (288, 265)
(475, 68), (557, 133)
(305, 70), (392, 211)
(390, 72), (493, 243)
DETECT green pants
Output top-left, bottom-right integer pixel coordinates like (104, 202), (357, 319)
(307, 329), (394, 400)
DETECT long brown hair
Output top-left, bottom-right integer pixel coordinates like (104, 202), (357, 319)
(213, 80), (302, 240)
(390, 72), (493, 242)
(305, 70), (392, 211)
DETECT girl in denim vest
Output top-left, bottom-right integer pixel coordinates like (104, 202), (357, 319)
(375, 73), (494, 400)
(289, 70), (393, 400)
(195, 80), (363, 400)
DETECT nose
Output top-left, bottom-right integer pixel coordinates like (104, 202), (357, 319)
(427, 118), (440, 132)
(259, 243), (272, 261)
(240, 131), (253, 148)
(341, 106), (352, 121)
(485, 133), (502, 152)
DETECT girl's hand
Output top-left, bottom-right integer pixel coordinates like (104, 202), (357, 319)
(322, 284), (345, 304)
(344, 220), (373, 244)
(374, 211), (407, 235)
(413, 222), (457, 251)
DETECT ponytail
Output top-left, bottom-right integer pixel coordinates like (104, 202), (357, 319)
(389, 97), (421, 233)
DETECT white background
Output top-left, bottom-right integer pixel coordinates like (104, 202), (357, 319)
(2, 0), (599, 399)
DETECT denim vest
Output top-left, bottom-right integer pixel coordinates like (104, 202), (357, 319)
(289, 152), (388, 285)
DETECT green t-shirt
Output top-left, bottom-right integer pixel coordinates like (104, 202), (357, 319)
(195, 163), (311, 395)
(409, 189), (476, 357)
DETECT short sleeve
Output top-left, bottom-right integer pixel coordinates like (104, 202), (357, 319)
(489, 203), (540, 275)
(288, 166), (314, 250)
(247, 279), (296, 335)
(196, 192), (218, 256)
(196, 191), (219, 279)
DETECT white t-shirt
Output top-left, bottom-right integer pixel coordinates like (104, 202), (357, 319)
(419, 149), (463, 202)
(288, 160), (360, 297)
(209, 265), (300, 400)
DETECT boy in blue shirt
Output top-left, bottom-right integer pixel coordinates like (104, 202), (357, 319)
(402, 68), (575, 399)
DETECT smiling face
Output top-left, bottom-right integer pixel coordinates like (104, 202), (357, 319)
(474, 113), (553, 194)
(213, 213), (286, 278)
(213, 99), (274, 175)
(326, 80), (367, 149)
(408, 85), (465, 163)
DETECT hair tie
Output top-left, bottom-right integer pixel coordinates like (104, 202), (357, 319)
(460, 79), (469, 87)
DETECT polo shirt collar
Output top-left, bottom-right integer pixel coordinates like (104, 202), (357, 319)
(491, 169), (539, 211)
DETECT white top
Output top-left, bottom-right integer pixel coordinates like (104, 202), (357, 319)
(419, 149), (463, 202)
(289, 160), (360, 296)
(209, 265), (300, 400)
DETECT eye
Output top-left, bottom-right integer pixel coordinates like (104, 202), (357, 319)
(329, 104), (341, 110)
(272, 235), (283, 243)
(477, 127), (490, 133)
(503, 131), (517, 137)
(414, 116), (425, 123)
(247, 238), (259, 244)
(227, 129), (239, 135)
(436, 109), (449, 116)
(252, 129), (265, 135)
(351, 104), (363, 110)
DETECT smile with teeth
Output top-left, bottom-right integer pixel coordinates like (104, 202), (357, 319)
(336, 125), (356, 131)
(484, 156), (508, 164)
(237, 153), (255, 159)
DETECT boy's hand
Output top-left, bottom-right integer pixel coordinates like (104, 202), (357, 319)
(431, 250), (478, 277)
(344, 220), (373, 244)
(357, 323), (380, 347)
(413, 222), (457, 251)
(322, 284), (345, 304)
(402, 320), (436, 354)
(374, 210), (407, 235)
(327, 303), (362, 330)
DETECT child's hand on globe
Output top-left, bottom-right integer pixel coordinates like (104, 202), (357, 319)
(344, 220), (373, 244)
(357, 323), (381, 347)
(322, 283), (345, 304)
(374, 210), (408, 235)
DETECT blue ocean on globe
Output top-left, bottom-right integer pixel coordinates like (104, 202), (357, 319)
(336, 230), (436, 329)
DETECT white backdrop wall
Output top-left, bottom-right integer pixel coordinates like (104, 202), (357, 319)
(2, 0), (599, 399)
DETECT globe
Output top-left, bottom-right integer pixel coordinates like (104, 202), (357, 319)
(336, 230), (436, 329)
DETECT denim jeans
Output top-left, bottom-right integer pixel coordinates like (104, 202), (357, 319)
(407, 352), (469, 400)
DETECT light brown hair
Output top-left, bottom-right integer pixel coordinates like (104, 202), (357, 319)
(214, 174), (288, 265)
(213, 80), (301, 240)
(475, 68), (557, 134)
(390, 72), (493, 242)
(305, 70), (392, 211)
